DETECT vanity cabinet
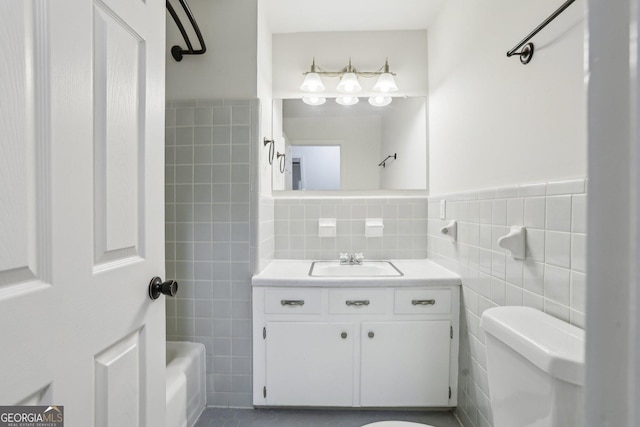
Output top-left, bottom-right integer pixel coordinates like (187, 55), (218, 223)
(252, 285), (460, 408)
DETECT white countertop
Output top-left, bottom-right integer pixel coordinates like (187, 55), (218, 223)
(252, 259), (461, 287)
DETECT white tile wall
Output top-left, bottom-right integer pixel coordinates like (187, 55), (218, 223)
(427, 178), (587, 427)
(165, 99), (259, 408)
(273, 196), (429, 260)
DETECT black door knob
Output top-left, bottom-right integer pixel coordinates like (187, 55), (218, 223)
(148, 277), (179, 300)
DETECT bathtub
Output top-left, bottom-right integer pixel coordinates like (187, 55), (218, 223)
(166, 341), (206, 427)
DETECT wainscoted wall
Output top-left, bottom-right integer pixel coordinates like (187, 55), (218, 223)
(165, 99), (258, 407)
(273, 196), (428, 259)
(427, 179), (587, 427)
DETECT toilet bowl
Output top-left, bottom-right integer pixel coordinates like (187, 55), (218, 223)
(480, 306), (585, 427)
(361, 422), (433, 427)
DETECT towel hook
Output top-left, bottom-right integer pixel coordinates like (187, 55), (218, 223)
(277, 152), (286, 174)
(263, 138), (275, 165)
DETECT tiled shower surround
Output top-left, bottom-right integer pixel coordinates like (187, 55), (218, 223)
(427, 179), (587, 427)
(165, 99), (259, 407)
(274, 196), (429, 259)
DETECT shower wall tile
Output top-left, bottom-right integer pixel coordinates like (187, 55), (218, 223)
(428, 178), (587, 427)
(165, 99), (259, 408)
(273, 196), (429, 260)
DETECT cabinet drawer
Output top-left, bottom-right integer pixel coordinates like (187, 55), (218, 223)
(265, 288), (323, 314)
(329, 289), (386, 314)
(394, 289), (451, 314)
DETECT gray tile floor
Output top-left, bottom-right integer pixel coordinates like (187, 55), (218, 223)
(194, 408), (462, 427)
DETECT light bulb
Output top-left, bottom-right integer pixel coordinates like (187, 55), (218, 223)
(302, 96), (326, 106)
(368, 96), (392, 107)
(300, 73), (325, 92)
(335, 96), (359, 106)
(336, 73), (362, 93)
(373, 73), (398, 93)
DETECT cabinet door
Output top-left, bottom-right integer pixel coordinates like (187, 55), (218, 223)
(265, 321), (354, 406)
(360, 321), (451, 407)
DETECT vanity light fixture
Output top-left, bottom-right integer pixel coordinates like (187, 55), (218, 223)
(300, 58), (398, 106)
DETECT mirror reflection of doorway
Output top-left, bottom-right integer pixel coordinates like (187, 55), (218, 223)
(292, 158), (302, 190)
(289, 145), (341, 190)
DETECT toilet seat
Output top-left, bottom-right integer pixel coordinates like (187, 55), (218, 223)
(360, 422), (433, 427)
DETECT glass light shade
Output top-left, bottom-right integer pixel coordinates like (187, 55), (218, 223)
(335, 96), (359, 106)
(336, 73), (362, 93)
(300, 73), (325, 92)
(302, 96), (326, 106)
(368, 96), (392, 107)
(373, 73), (398, 92)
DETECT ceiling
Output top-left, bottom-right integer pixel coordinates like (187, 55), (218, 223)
(264, 0), (447, 34)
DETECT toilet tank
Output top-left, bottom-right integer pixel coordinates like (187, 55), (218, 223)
(480, 307), (585, 427)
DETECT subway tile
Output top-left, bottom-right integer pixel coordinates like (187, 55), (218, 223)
(193, 203), (213, 222)
(572, 194), (587, 233)
(176, 108), (195, 126)
(506, 198), (524, 226)
(546, 195), (572, 232)
(524, 197), (546, 229)
(518, 183), (547, 197)
(492, 199), (507, 225)
(212, 145), (231, 164)
(525, 228), (545, 262)
(213, 106), (232, 126)
(505, 257), (523, 287)
(194, 126), (213, 145)
(544, 265), (571, 306)
(194, 107), (213, 125)
(545, 231), (571, 269)
(544, 299), (570, 323)
(571, 233), (586, 273)
(571, 271), (586, 313)
(479, 200), (492, 224)
(523, 260), (544, 295)
(547, 178), (585, 195)
(523, 290), (544, 311)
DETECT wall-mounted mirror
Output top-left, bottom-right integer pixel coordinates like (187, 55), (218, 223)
(272, 97), (428, 192)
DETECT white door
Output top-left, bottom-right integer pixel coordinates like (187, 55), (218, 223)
(360, 321), (451, 407)
(0, 0), (166, 425)
(265, 322), (354, 406)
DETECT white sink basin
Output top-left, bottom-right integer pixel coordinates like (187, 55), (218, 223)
(309, 261), (403, 277)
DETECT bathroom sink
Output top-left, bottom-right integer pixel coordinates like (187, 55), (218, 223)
(309, 261), (403, 277)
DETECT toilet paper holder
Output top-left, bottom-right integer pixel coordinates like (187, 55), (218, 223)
(440, 220), (457, 241)
(498, 226), (527, 260)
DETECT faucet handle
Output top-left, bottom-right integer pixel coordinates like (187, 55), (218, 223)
(354, 253), (364, 263)
(339, 252), (350, 264)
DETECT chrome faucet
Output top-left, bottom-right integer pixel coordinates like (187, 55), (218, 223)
(339, 253), (364, 265)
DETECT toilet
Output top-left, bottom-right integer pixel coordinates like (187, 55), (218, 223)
(480, 306), (585, 427)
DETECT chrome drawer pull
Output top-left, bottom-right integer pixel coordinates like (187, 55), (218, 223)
(412, 299), (436, 306)
(346, 300), (370, 307)
(281, 300), (305, 306)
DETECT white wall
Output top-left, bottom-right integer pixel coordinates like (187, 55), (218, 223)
(380, 97), (428, 189)
(166, 0), (258, 100)
(257, 0), (273, 196)
(428, 0), (586, 194)
(283, 115), (382, 190)
(273, 31), (428, 98)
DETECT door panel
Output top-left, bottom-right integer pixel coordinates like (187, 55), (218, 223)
(0, 0), (166, 425)
(266, 322), (354, 406)
(360, 321), (451, 406)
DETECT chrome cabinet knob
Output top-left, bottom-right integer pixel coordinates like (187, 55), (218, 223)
(341, 332), (348, 339)
(148, 277), (179, 300)
(368, 331), (375, 338)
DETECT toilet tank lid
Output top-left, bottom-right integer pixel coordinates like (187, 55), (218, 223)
(480, 306), (585, 386)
